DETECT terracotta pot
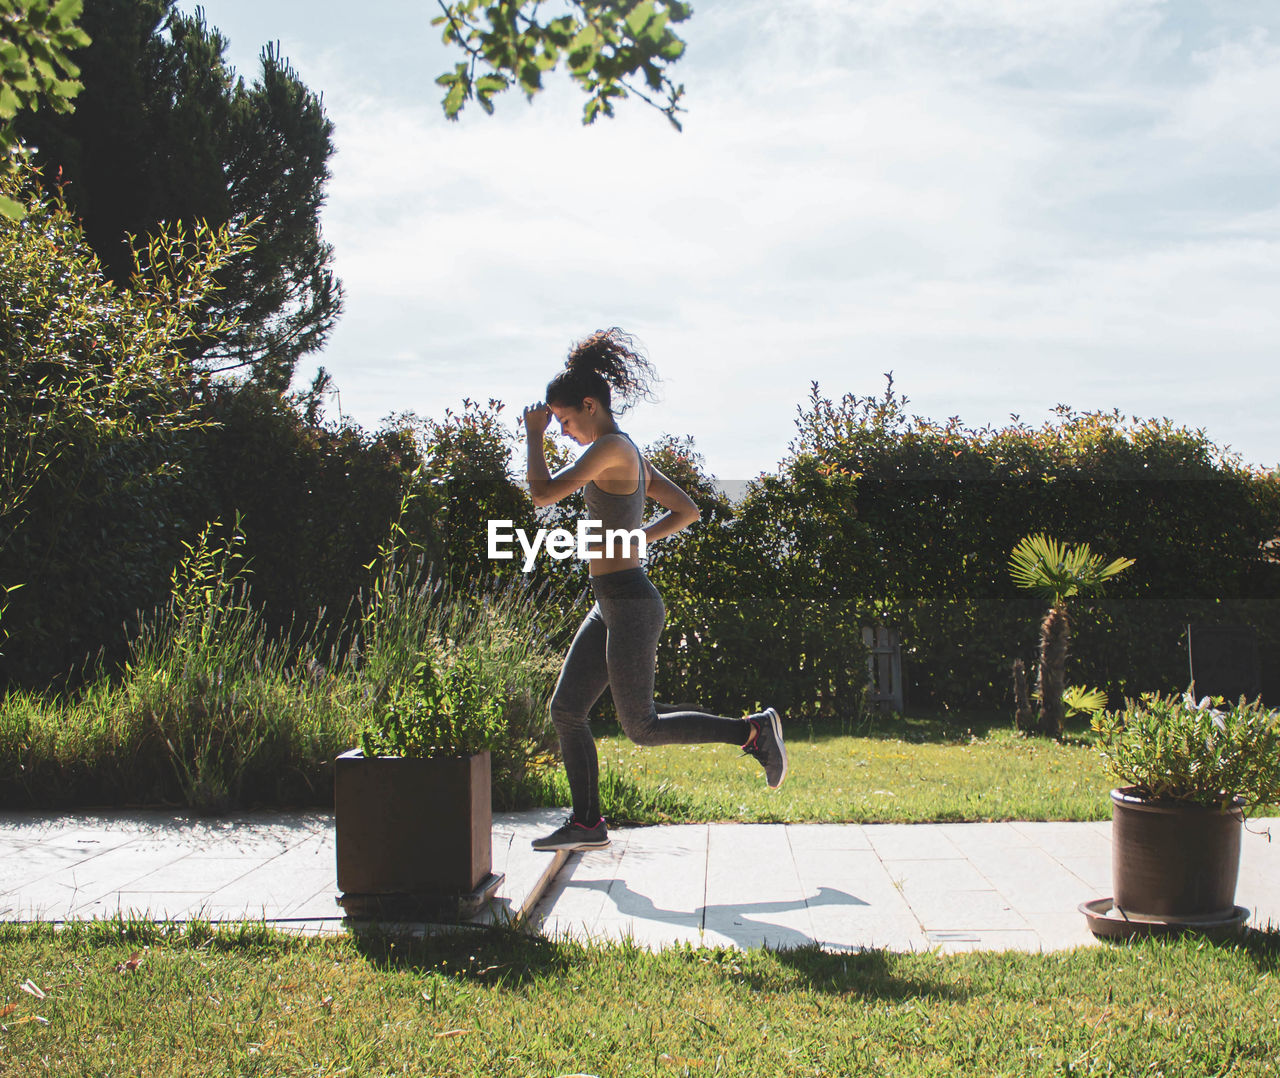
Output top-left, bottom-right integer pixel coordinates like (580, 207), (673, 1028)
(334, 749), (492, 898)
(1110, 786), (1244, 920)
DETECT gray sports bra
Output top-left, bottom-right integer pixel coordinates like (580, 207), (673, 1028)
(583, 433), (647, 533)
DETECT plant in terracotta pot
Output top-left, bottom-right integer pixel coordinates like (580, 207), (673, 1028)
(1084, 689), (1280, 937)
(335, 642), (511, 920)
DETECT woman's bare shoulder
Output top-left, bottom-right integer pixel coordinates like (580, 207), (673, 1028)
(591, 431), (641, 460)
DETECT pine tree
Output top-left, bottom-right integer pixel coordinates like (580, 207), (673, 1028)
(17, 0), (341, 390)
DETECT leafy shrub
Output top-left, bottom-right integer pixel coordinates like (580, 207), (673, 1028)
(645, 437), (871, 724)
(0, 163), (245, 685)
(358, 645), (506, 759)
(181, 382), (424, 661)
(100, 517), (351, 812)
(771, 377), (1280, 708)
(640, 376), (1280, 721)
(0, 518), (353, 812)
(1091, 691), (1280, 810)
(350, 479), (578, 803)
(0, 506), (575, 811)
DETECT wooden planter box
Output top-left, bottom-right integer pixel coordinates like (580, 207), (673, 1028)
(334, 748), (501, 919)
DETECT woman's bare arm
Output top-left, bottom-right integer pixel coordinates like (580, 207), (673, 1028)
(642, 462), (701, 543)
(523, 405), (631, 508)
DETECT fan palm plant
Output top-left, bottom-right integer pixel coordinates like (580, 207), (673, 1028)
(1009, 534), (1134, 738)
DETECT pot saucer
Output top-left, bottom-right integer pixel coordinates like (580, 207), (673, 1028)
(1080, 897), (1250, 942)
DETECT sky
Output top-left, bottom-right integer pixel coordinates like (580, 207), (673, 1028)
(181, 0), (1280, 479)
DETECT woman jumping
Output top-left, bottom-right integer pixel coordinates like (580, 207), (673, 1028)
(523, 328), (787, 852)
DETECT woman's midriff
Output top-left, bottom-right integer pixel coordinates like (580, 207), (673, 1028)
(587, 550), (642, 576)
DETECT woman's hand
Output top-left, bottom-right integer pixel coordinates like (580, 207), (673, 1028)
(522, 402), (551, 438)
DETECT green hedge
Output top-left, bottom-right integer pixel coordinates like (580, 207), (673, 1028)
(7, 376), (1277, 722)
(661, 379), (1280, 713)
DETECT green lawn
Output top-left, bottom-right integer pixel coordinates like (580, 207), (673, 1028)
(535, 713), (1119, 825)
(2, 920), (1278, 1077)
(5, 713), (1278, 1075)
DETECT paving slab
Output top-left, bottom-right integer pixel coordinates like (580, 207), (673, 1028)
(962, 846), (1104, 914)
(1023, 911), (1100, 950)
(864, 823), (966, 862)
(1057, 854), (1113, 893)
(3, 810), (1277, 954)
(1010, 821), (1113, 860)
(539, 824), (711, 947)
(0, 808), (566, 931)
(704, 824), (814, 949)
(1240, 819), (1280, 930)
(794, 848), (928, 953)
(926, 929), (1044, 952)
(531, 817), (1280, 955)
(786, 822), (874, 852)
(936, 822), (1037, 852)
(482, 808), (574, 925)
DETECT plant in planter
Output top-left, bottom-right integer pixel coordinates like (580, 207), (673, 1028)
(357, 643), (506, 760)
(1082, 689), (1280, 938)
(335, 642), (510, 920)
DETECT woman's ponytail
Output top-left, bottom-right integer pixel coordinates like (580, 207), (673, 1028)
(546, 327), (659, 414)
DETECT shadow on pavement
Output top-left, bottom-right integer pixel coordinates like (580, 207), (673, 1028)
(556, 877), (870, 951)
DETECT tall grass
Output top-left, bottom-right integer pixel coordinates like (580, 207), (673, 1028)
(345, 541), (582, 801)
(0, 520), (354, 812)
(0, 515), (580, 813)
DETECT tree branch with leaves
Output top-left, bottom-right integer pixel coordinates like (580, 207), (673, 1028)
(0, 0), (90, 217)
(433, 0), (691, 129)
(0, 164), (249, 652)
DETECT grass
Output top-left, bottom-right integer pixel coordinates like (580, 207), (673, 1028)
(1, 918), (1278, 1076)
(525, 712), (1120, 825)
(0, 524), (575, 814)
(16, 684), (1266, 824)
(0, 678), (1121, 821)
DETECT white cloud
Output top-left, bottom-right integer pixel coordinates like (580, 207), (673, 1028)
(191, 0), (1280, 474)
(1168, 29), (1280, 156)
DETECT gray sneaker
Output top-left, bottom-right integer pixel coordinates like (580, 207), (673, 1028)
(743, 707), (788, 789)
(531, 815), (610, 851)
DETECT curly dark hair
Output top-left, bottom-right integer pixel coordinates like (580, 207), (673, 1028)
(545, 327), (659, 415)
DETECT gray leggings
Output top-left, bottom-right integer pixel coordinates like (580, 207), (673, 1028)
(549, 567), (753, 823)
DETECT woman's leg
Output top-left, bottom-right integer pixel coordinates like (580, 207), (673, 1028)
(548, 603), (610, 823)
(594, 569), (753, 747)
